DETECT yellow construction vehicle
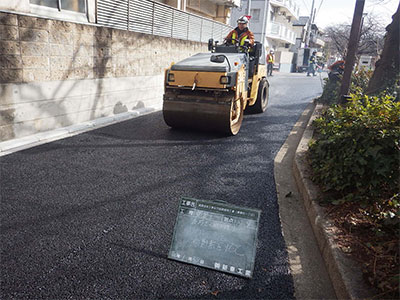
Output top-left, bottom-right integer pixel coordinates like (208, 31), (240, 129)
(163, 39), (269, 135)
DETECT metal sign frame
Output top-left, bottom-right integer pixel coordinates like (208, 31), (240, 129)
(168, 197), (261, 278)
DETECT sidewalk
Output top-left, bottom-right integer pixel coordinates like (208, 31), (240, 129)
(0, 107), (158, 157)
(274, 102), (336, 299)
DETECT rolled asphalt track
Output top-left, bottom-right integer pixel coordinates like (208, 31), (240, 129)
(0, 73), (339, 299)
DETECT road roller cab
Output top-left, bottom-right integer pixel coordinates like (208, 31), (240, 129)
(163, 38), (269, 135)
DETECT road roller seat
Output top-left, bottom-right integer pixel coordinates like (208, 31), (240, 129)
(248, 42), (262, 77)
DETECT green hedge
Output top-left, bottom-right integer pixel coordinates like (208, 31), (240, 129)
(317, 68), (375, 105)
(311, 67), (399, 299)
(309, 93), (400, 206)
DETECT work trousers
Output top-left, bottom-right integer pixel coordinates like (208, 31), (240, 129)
(267, 63), (273, 76)
(307, 63), (316, 76)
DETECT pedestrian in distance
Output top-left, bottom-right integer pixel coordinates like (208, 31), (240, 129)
(307, 51), (317, 76)
(328, 60), (345, 82)
(225, 15), (255, 48)
(266, 50), (274, 76)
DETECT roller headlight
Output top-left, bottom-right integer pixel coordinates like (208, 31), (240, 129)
(220, 76), (230, 84)
(168, 73), (175, 82)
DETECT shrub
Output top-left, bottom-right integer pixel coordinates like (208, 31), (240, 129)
(317, 67), (374, 105)
(310, 83), (399, 299)
(309, 92), (400, 204)
(350, 68), (374, 94)
(318, 77), (341, 105)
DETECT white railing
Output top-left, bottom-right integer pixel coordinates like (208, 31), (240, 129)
(205, 0), (240, 6)
(96, 0), (232, 43)
(316, 38), (325, 47)
(266, 21), (296, 44)
(270, 0), (300, 19)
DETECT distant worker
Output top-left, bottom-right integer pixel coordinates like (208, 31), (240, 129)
(307, 51), (317, 76)
(225, 16), (254, 48)
(328, 60), (345, 82)
(266, 50), (274, 76)
(328, 60), (345, 73)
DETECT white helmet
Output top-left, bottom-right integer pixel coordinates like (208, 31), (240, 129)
(237, 16), (249, 24)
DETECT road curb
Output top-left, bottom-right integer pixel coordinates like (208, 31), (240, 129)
(275, 101), (337, 299)
(0, 107), (159, 156)
(292, 103), (376, 300)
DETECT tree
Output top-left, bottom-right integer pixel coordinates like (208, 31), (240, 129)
(366, 2), (400, 96)
(323, 14), (385, 59)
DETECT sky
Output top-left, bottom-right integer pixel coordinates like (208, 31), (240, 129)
(298, 0), (399, 29)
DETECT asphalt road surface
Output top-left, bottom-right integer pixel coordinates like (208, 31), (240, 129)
(1, 73), (325, 299)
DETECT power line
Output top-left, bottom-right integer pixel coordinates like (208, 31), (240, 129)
(317, 0), (324, 15)
(301, 0), (310, 12)
(314, 0), (324, 21)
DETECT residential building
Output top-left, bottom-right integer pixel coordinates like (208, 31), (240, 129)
(292, 16), (309, 50)
(230, 0), (300, 72)
(0, 0), (236, 142)
(308, 24), (325, 49)
(154, 0), (240, 24)
(292, 17), (325, 72)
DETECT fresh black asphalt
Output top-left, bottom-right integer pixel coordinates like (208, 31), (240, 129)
(1, 73), (323, 299)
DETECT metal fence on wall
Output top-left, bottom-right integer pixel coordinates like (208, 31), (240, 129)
(97, 0), (232, 43)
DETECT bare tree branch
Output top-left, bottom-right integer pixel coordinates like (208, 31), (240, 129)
(323, 13), (386, 59)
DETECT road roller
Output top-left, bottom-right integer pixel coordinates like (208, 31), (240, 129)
(163, 39), (269, 135)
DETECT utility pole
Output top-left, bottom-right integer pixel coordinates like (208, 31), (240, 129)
(305, 0), (315, 47)
(312, 8), (316, 23)
(260, 0), (269, 47)
(260, 0), (270, 62)
(339, 0), (365, 104)
(246, 0), (252, 15)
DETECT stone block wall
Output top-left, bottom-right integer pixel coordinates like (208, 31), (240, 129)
(0, 11), (207, 141)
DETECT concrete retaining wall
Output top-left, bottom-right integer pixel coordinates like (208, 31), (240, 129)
(0, 11), (207, 141)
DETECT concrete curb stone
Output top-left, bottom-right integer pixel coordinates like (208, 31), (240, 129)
(0, 107), (159, 156)
(275, 101), (337, 300)
(293, 103), (376, 299)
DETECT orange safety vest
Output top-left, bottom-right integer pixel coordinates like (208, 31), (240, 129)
(232, 31), (249, 46)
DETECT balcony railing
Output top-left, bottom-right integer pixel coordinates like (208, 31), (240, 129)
(310, 36), (325, 47)
(270, 0), (300, 20)
(209, 0), (241, 6)
(266, 21), (296, 44)
(96, 0), (232, 43)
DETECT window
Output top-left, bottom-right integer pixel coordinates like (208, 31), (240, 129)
(30, 0), (58, 9)
(30, 0), (86, 13)
(29, 0), (90, 23)
(250, 8), (260, 22)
